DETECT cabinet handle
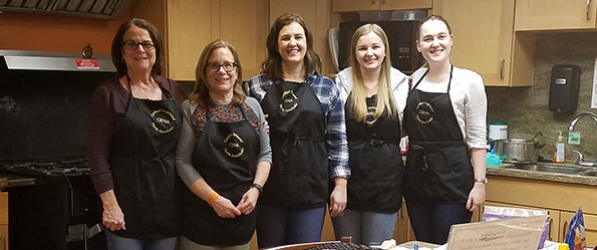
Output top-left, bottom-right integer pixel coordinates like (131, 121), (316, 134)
(548, 218), (553, 240)
(499, 58), (505, 79)
(562, 220), (568, 241)
(382, 0), (386, 5)
(588, 0), (592, 20)
(372, 0), (376, 5)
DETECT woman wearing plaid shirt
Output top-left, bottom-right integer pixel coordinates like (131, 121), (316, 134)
(245, 12), (349, 248)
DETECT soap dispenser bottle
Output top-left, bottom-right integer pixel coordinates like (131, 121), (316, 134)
(553, 131), (566, 163)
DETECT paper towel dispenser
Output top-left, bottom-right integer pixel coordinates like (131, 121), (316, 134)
(549, 64), (580, 114)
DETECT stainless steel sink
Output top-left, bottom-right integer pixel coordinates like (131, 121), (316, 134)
(578, 170), (597, 177)
(501, 164), (584, 175)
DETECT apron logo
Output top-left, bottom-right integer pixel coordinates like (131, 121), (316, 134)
(279, 89), (299, 113)
(366, 106), (378, 125)
(224, 132), (244, 158)
(151, 109), (176, 134)
(416, 101), (434, 124)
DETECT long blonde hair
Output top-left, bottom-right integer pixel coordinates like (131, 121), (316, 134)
(349, 23), (397, 123)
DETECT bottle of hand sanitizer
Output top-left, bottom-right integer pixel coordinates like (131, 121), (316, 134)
(554, 131), (565, 163)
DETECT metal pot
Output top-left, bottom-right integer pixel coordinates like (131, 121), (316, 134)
(494, 139), (546, 164)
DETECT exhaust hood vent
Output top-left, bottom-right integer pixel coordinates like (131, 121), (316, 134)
(0, 50), (117, 72)
(0, 0), (134, 20)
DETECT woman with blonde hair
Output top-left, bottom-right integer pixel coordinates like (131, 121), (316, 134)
(176, 39), (271, 250)
(334, 23), (408, 245)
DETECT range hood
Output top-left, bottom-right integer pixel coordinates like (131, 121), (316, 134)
(0, 0), (134, 20)
(0, 50), (116, 72)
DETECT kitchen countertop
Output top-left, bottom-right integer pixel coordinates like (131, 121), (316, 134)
(487, 162), (597, 186)
(0, 173), (36, 190)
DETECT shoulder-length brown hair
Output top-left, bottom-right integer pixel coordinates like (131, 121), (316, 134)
(189, 39), (246, 108)
(349, 23), (397, 123)
(111, 18), (164, 79)
(261, 12), (321, 80)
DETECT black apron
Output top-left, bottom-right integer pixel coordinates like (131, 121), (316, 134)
(345, 94), (403, 213)
(182, 104), (259, 246)
(109, 77), (182, 239)
(403, 66), (474, 204)
(259, 80), (328, 208)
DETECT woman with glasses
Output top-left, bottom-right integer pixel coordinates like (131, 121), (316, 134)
(246, 12), (348, 248)
(87, 18), (187, 250)
(175, 39), (271, 250)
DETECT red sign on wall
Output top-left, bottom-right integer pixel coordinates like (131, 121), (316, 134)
(75, 59), (99, 69)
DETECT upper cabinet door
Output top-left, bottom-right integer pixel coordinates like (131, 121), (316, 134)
(332, 0), (379, 12)
(218, 0), (269, 79)
(516, 0), (597, 31)
(333, 0), (432, 12)
(380, 0), (432, 11)
(433, 0), (532, 87)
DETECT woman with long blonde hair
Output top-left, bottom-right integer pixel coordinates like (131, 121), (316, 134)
(334, 23), (408, 245)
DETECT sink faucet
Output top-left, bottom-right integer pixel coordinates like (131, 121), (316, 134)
(568, 111), (597, 131)
(570, 150), (596, 167)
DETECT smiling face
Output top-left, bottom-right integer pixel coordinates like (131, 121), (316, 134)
(416, 19), (453, 65)
(205, 47), (238, 95)
(277, 22), (307, 66)
(355, 32), (386, 72)
(121, 25), (156, 73)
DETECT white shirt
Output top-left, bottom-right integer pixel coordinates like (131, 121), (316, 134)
(410, 66), (488, 149)
(335, 66), (409, 126)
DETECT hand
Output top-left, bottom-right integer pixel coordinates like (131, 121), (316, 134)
(329, 179), (347, 217)
(212, 195), (242, 218)
(264, 114), (270, 135)
(236, 188), (259, 215)
(466, 182), (486, 212)
(102, 204), (126, 231)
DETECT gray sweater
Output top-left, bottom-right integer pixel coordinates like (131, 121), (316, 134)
(175, 97), (272, 186)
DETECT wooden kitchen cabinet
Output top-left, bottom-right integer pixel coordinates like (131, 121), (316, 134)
(132, 0), (268, 81)
(486, 175), (597, 243)
(394, 203), (416, 244)
(332, 0), (432, 12)
(0, 192), (7, 250)
(432, 0), (535, 87)
(516, 0), (597, 31)
(561, 211), (597, 247)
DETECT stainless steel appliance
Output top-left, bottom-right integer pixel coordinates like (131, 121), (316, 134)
(338, 20), (422, 72)
(0, 50), (114, 250)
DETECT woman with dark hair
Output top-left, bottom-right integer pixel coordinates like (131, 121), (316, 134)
(403, 14), (487, 245)
(333, 23), (408, 246)
(246, 12), (349, 248)
(87, 18), (187, 250)
(175, 39), (271, 250)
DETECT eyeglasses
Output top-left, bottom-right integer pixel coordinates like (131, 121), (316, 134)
(123, 40), (155, 50)
(206, 62), (237, 72)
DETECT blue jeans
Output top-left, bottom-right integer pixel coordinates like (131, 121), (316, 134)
(104, 229), (178, 250)
(406, 202), (472, 245)
(331, 209), (397, 246)
(256, 205), (326, 248)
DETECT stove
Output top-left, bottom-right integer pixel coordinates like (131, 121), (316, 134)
(0, 51), (114, 250)
(1, 158), (106, 250)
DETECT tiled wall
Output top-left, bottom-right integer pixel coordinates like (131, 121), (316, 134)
(487, 32), (597, 162)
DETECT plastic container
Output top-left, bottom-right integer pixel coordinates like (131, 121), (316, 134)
(554, 131), (565, 163)
(489, 122), (508, 140)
